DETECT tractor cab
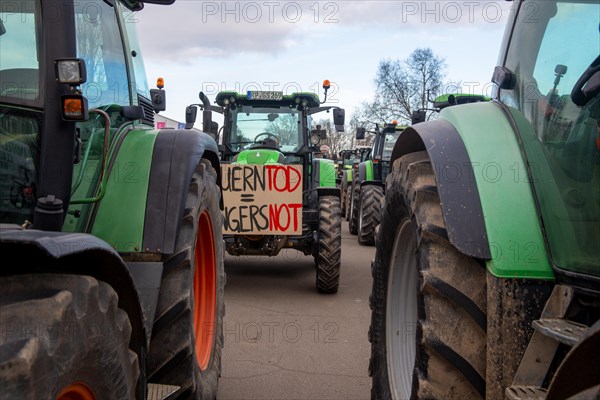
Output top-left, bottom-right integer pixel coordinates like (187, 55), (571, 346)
(0, 0), (167, 230)
(216, 89), (344, 163)
(356, 121), (405, 181)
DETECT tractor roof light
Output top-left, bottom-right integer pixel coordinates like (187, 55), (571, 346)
(55, 58), (87, 85)
(156, 77), (165, 89)
(323, 80), (331, 90)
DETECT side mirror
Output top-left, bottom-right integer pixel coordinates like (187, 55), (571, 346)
(210, 121), (219, 136)
(492, 66), (516, 90)
(356, 127), (366, 140)
(333, 108), (345, 132)
(150, 88), (166, 112)
(121, 105), (144, 120)
(411, 110), (426, 125)
(185, 105), (197, 129)
(210, 121), (220, 142)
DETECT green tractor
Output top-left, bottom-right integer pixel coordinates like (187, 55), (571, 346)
(369, 1), (600, 399)
(0, 1), (225, 398)
(348, 123), (404, 245)
(186, 83), (345, 293)
(344, 146), (372, 223)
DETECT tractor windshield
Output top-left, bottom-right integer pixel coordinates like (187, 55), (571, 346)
(383, 131), (400, 161)
(226, 106), (301, 153)
(499, 0), (599, 276)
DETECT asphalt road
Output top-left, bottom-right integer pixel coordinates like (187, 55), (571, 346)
(216, 228), (376, 400)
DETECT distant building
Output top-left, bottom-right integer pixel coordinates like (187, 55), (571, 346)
(154, 114), (202, 133)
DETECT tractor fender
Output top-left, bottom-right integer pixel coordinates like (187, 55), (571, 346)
(360, 180), (384, 189)
(312, 158), (337, 188)
(0, 228), (148, 368)
(316, 187), (340, 198)
(390, 101), (553, 281)
(389, 119), (491, 260)
(358, 160), (375, 183)
(143, 129), (221, 255)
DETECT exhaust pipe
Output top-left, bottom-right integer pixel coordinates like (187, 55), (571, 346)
(199, 91), (212, 133)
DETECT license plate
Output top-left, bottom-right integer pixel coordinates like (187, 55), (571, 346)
(247, 91), (283, 101)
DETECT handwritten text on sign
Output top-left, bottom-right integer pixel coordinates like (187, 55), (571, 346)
(221, 164), (303, 235)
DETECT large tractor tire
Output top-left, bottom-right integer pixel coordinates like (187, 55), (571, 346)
(369, 151), (487, 400)
(345, 187), (352, 222)
(348, 170), (360, 235)
(148, 159), (225, 399)
(357, 184), (384, 246)
(340, 170), (348, 218)
(0, 274), (138, 400)
(315, 195), (342, 294)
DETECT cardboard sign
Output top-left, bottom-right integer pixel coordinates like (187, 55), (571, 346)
(221, 164), (303, 235)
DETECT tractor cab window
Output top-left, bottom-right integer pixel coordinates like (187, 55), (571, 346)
(383, 131), (400, 161)
(0, 1), (40, 223)
(75, 0), (129, 111)
(227, 106), (301, 153)
(0, 0), (39, 104)
(500, 0), (600, 275)
(120, 6), (150, 98)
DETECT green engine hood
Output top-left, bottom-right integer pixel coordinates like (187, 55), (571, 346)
(235, 149), (283, 165)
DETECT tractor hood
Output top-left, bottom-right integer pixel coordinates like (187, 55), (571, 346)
(235, 149), (284, 165)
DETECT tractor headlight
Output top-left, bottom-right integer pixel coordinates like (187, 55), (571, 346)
(55, 59), (87, 85)
(310, 133), (320, 145)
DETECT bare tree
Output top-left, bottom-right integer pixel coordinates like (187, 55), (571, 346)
(265, 114), (299, 145)
(356, 48), (447, 126)
(313, 119), (348, 158)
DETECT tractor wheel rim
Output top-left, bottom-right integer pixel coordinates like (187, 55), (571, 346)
(57, 383), (96, 400)
(193, 210), (217, 371)
(386, 218), (418, 400)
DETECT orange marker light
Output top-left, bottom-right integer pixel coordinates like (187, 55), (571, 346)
(63, 98), (83, 117)
(157, 77), (165, 89)
(392, 120), (398, 125)
(61, 94), (88, 121)
(323, 80), (331, 89)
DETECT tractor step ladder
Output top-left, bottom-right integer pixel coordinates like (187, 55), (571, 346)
(506, 285), (599, 400)
(147, 383), (180, 400)
(506, 285), (573, 400)
(505, 386), (547, 400)
(532, 318), (589, 347)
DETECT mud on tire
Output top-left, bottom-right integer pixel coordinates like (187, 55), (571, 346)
(315, 195), (342, 294)
(147, 159), (225, 399)
(357, 185), (383, 246)
(349, 170), (360, 235)
(340, 170), (348, 218)
(0, 274), (138, 400)
(369, 151), (487, 400)
(345, 187), (352, 222)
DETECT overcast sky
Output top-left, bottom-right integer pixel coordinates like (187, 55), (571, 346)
(135, 1), (514, 128)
